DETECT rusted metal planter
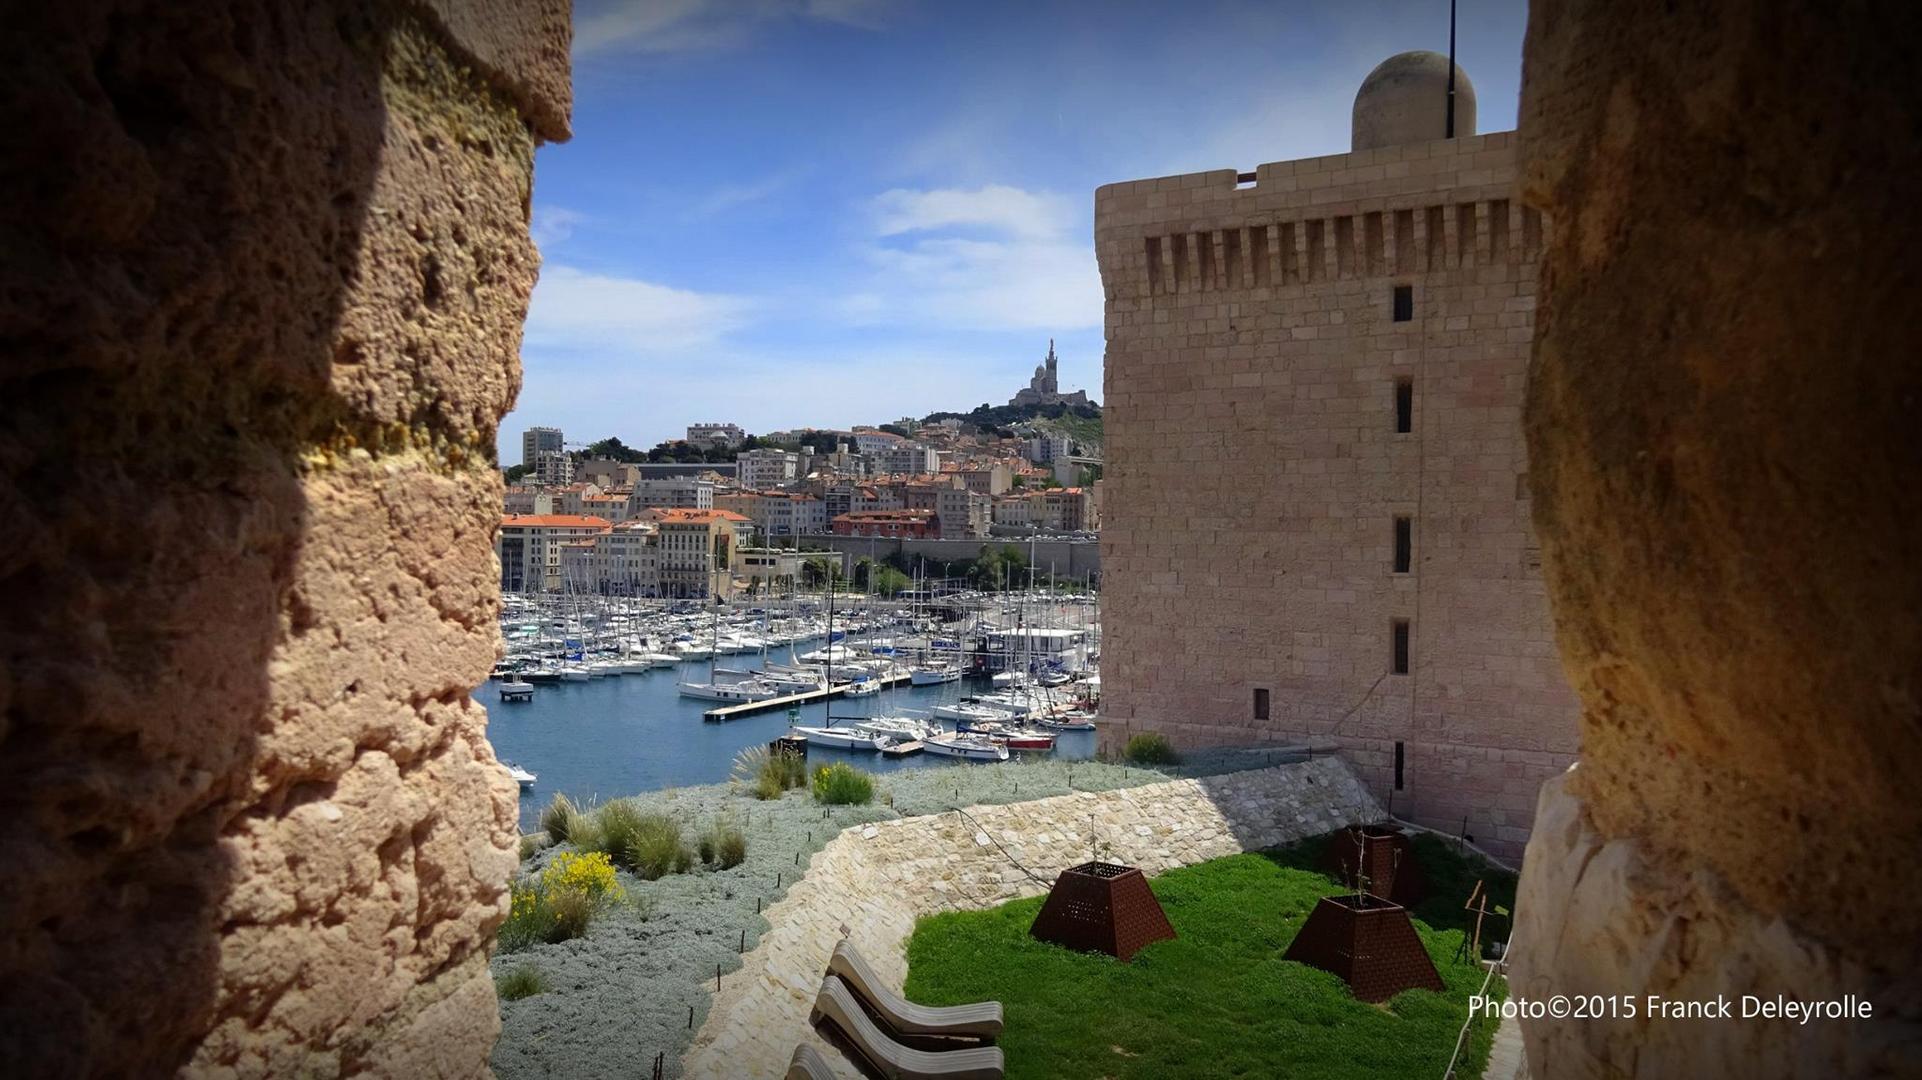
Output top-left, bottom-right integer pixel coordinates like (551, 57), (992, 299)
(1323, 823), (1426, 906)
(1028, 862), (1175, 962)
(1282, 894), (1444, 1002)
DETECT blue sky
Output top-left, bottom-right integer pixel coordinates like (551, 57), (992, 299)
(508, 0), (1528, 457)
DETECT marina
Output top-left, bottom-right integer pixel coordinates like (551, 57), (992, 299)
(483, 587), (1102, 830)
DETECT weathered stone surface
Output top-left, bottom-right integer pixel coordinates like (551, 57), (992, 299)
(681, 759), (1381, 1079)
(1512, 772), (1918, 1078)
(0, 2), (568, 1075)
(1513, 0), (1921, 1074)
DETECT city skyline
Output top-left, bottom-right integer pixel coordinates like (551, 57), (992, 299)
(506, 0), (1528, 457)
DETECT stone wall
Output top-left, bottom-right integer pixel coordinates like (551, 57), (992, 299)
(0, 2), (568, 1074)
(1509, 0), (1921, 1075)
(1095, 131), (1581, 860)
(680, 758), (1380, 1079)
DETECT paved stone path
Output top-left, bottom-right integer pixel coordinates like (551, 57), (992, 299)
(681, 757), (1380, 1078)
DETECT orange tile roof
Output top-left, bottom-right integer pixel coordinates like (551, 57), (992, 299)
(501, 514), (610, 528)
(654, 508), (752, 523)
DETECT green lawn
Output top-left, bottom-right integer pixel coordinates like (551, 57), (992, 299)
(903, 836), (1511, 1080)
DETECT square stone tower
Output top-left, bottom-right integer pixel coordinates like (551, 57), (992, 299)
(1095, 55), (1581, 859)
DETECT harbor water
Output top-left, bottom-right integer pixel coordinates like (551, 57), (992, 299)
(483, 662), (1097, 831)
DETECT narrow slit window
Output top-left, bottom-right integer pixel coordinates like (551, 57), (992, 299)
(1253, 687), (1270, 721)
(1395, 378), (1414, 434)
(1223, 228), (1243, 287)
(1170, 233), (1188, 289)
(1391, 619), (1411, 675)
(1145, 236), (1162, 293)
(1392, 284), (1413, 322)
(1394, 741), (1405, 790)
(1250, 225), (1270, 286)
(1393, 516), (1412, 573)
(1196, 232), (1217, 289)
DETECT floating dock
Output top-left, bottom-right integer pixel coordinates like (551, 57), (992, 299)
(879, 740), (923, 757)
(702, 672), (913, 722)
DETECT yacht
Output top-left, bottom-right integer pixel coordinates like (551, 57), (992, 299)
(921, 733), (1009, 762)
(504, 761), (537, 788)
(840, 674), (881, 697)
(558, 664), (591, 682)
(792, 726), (892, 751)
(1036, 712), (1097, 732)
(852, 715), (943, 742)
(932, 701), (1009, 726)
(908, 662), (962, 686)
(678, 678), (782, 703)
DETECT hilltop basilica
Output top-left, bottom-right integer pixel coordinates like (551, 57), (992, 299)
(1008, 340), (1090, 408)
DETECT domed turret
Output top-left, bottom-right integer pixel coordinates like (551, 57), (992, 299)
(1351, 51), (1476, 151)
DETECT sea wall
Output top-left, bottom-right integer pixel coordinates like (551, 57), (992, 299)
(680, 757), (1380, 1079)
(1509, 0), (1921, 1075)
(0, 2), (568, 1074)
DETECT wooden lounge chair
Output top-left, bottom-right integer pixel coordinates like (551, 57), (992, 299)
(827, 939), (1004, 1047)
(810, 976), (1005, 1080)
(787, 1042), (839, 1079)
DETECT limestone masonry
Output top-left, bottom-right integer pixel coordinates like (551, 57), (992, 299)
(1095, 55), (1580, 860)
(0, 2), (569, 1074)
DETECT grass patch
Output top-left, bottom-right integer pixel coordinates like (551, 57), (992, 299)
(699, 818), (748, 869)
(496, 964), (547, 1002)
(811, 762), (875, 805)
(1122, 732), (1179, 766)
(904, 849), (1509, 1079)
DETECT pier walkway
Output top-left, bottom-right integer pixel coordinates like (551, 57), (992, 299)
(701, 672), (913, 722)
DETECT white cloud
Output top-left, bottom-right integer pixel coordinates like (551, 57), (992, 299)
(871, 185), (1074, 239)
(524, 265), (751, 353)
(850, 185), (1101, 332)
(575, 0), (903, 56)
(531, 206), (587, 249)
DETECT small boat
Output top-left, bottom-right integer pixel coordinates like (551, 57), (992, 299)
(504, 761), (537, 788)
(498, 677), (534, 702)
(841, 675), (881, 697)
(558, 665), (591, 682)
(1036, 669), (1072, 687)
(792, 726), (892, 751)
(521, 667), (561, 685)
(922, 733), (1009, 762)
(1036, 712), (1098, 732)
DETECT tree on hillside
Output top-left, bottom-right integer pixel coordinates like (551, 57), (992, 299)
(503, 463), (533, 483)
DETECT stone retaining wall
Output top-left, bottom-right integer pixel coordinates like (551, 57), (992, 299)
(681, 757), (1379, 1079)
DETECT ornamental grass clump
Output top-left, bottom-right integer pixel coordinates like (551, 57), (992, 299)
(733, 745), (808, 800)
(592, 799), (647, 860)
(811, 762), (875, 806)
(699, 818), (748, 869)
(1123, 732), (1180, 766)
(496, 850), (624, 952)
(623, 813), (695, 881)
(538, 793), (597, 849)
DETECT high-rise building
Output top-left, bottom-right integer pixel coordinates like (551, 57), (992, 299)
(521, 426), (563, 468)
(1095, 52), (1579, 859)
